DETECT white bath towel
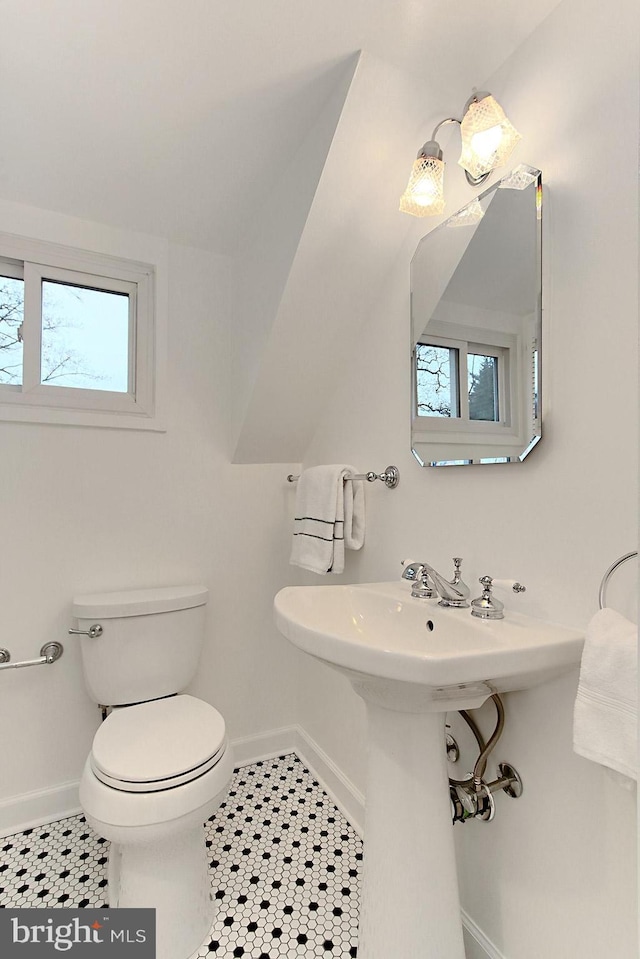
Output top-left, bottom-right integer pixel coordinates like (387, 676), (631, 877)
(573, 607), (637, 782)
(290, 465), (365, 575)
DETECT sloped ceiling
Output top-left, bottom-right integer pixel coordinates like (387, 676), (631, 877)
(1, 0), (563, 255)
(0, 0), (566, 463)
(231, 51), (433, 462)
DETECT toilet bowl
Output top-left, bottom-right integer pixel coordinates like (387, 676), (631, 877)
(80, 696), (233, 959)
(72, 586), (233, 959)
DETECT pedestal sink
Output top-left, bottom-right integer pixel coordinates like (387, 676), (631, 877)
(274, 580), (583, 959)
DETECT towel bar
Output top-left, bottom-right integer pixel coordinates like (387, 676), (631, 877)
(0, 642), (64, 671)
(598, 551), (637, 609)
(287, 465), (399, 489)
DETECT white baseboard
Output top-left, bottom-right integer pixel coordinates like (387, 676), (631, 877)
(231, 723), (365, 836)
(462, 909), (507, 959)
(0, 781), (82, 839)
(229, 724), (300, 767)
(0, 724), (503, 959)
(293, 726), (365, 837)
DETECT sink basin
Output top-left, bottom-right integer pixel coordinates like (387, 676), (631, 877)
(274, 580), (584, 710)
(274, 580), (584, 959)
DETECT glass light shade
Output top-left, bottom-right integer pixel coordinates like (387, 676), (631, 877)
(399, 155), (445, 217)
(446, 197), (484, 228)
(498, 164), (538, 191)
(458, 95), (521, 179)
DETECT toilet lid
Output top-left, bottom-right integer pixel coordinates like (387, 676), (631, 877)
(91, 695), (226, 791)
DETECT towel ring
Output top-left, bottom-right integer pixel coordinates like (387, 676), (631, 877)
(598, 551), (638, 609)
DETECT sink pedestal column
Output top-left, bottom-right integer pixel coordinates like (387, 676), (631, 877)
(357, 700), (466, 959)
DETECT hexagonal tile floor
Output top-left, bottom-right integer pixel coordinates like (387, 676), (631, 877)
(0, 754), (361, 957)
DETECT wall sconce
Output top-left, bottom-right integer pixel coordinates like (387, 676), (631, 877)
(399, 91), (521, 217)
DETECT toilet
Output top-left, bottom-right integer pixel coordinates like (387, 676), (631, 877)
(73, 585), (233, 959)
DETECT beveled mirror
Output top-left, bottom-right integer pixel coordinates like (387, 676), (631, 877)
(410, 165), (542, 467)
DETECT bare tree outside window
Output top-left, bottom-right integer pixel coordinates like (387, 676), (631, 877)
(415, 343), (457, 417)
(0, 277), (24, 384)
(0, 276), (128, 390)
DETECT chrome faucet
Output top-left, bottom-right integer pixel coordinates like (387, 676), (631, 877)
(402, 557), (470, 608)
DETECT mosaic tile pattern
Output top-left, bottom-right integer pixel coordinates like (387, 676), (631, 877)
(0, 819), (108, 907)
(0, 754), (362, 957)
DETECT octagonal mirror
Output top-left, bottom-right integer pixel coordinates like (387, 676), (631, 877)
(411, 166), (542, 467)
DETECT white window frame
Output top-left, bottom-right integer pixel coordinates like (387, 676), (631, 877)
(412, 321), (520, 446)
(0, 232), (162, 430)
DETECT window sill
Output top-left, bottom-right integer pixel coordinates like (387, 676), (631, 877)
(0, 402), (166, 431)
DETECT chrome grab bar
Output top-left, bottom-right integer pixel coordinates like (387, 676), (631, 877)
(0, 642), (64, 671)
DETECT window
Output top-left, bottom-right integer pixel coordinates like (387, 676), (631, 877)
(0, 234), (160, 429)
(468, 351), (499, 422)
(414, 332), (511, 431)
(415, 343), (459, 418)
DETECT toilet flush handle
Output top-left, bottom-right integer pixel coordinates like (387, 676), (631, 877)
(68, 624), (103, 639)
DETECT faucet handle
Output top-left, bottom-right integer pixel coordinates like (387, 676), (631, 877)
(471, 576), (505, 620)
(451, 557), (466, 585)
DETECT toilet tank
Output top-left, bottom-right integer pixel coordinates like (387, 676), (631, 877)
(71, 585), (209, 706)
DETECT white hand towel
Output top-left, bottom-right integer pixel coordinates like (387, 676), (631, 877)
(290, 465), (365, 575)
(573, 607), (637, 781)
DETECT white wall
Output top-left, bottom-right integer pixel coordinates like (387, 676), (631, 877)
(0, 201), (299, 830)
(294, 0), (639, 955)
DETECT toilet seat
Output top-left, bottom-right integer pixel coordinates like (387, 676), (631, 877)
(90, 694), (227, 793)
